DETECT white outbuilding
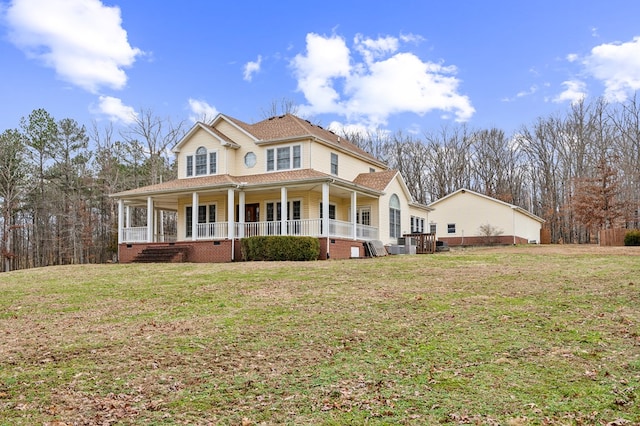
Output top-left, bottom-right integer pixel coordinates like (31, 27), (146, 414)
(427, 188), (544, 246)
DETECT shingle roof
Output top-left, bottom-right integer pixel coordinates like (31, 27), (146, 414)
(112, 169), (335, 197)
(353, 170), (398, 191)
(224, 114), (382, 165)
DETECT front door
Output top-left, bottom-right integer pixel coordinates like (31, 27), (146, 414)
(241, 203), (260, 237)
(245, 203), (259, 222)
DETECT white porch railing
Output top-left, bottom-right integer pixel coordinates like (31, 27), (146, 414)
(196, 222), (228, 239)
(357, 223), (378, 240)
(122, 227), (148, 243)
(122, 219), (378, 243)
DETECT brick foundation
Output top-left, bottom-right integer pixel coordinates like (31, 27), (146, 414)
(119, 237), (368, 263)
(438, 235), (530, 246)
(321, 237), (366, 260)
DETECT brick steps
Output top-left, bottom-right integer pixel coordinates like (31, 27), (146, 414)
(132, 245), (192, 263)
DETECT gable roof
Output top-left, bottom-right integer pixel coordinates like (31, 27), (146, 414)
(353, 170), (398, 191)
(173, 113), (386, 168)
(429, 188), (544, 223)
(172, 121), (240, 152)
(111, 168), (385, 199)
(354, 170), (432, 212)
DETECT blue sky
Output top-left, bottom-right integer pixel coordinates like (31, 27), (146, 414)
(2, 0), (640, 138)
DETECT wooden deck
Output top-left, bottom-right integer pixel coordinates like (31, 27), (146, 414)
(403, 233), (437, 254)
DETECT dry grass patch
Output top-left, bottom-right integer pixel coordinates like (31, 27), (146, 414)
(1, 245), (639, 425)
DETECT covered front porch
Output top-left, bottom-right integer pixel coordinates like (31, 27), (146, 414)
(115, 178), (381, 262)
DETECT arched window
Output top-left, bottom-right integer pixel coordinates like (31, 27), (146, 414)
(195, 146), (207, 175)
(389, 194), (401, 239)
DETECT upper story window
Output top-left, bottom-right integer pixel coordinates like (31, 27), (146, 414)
(267, 144), (301, 171)
(186, 146), (217, 177)
(331, 153), (338, 175)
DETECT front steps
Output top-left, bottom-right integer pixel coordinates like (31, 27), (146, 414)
(132, 245), (192, 263)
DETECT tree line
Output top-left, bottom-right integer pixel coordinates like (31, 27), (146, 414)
(0, 108), (184, 271)
(340, 96), (639, 244)
(1, 96), (639, 271)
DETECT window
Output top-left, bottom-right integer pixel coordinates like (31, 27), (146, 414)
(186, 147), (217, 177)
(430, 223), (437, 234)
(276, 147), (290, 170)
(331, 153), (338, 175)
(447, 223), (456, 234)
(266, 200), (301, 221)
(185, 204), (217, 237)
(267, 145), (301, 171)
(195, 147), (207, 175)
(356, 206), (371, 226)
(186, 155), (193, 177)
(320, 202), (336, 234)
(389, 194), (401, 239)
(410, 216), (425, 233)
(209, 152), (217, 174)
(266, 200), (301, 235)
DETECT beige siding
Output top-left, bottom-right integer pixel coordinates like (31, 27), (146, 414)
(176, 194), (229, 240)
(429, 191), (542, 242)
(177, 128), (228, 179)
(378, 176), (416, 245)
(309, 143), (378, 180)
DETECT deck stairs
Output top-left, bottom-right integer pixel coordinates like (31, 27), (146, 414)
(132, 245), (192, 263)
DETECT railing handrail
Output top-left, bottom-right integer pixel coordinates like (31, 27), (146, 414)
(123, 219), (378, 242)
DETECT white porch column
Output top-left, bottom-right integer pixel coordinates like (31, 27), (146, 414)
(117, 199), (124, 244)
(351, 191), (357, 240)
(227, 188), (235, 240)
(146, 197), (154, 243)
(238, 191), (246, 238)
(322, 183), (330, 237)
(125, 205), (131, 228)
(280, 187), (288, 236)
(191, 192), (199, 241)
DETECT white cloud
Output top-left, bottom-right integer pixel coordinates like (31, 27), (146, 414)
(243, 55), (262, 82)
(566, 53), (579, 63)
(553, 80), (587, 104)
(188, 98), (218, 123)
(92, 96), (137, 124)
(5, 0), (142, 93)
(291, 33), (351, 115)
(582, 36), (640, 102)
(354, 34), (399, 64)
(291, 32), (474, 127)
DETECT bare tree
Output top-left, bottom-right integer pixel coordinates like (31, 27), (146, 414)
(470, 127), (526, 204)
(424, 125), (473, 202)
(120, 109), (185, 185)
(260, 98), (300, 119)
(478, 223), (504, 245)
(609, 94), (640, 228)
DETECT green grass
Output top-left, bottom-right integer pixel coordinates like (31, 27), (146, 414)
(1, 246), (639, 425)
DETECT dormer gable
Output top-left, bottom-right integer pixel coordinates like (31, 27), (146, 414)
(172, 120), (240, 154)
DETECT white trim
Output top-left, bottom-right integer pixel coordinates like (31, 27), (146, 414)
(265, 143), (302, 172)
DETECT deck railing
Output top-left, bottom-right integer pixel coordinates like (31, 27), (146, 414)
(122, 219), (378, 242)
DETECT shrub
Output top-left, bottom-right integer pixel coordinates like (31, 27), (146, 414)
(624, 229), (640, 246)
(240, 236), (320, 261)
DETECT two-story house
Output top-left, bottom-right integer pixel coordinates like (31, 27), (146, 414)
(111, 113), (432, 262)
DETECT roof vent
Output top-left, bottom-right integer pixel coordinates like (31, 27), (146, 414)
(337, 136), (341, 142)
